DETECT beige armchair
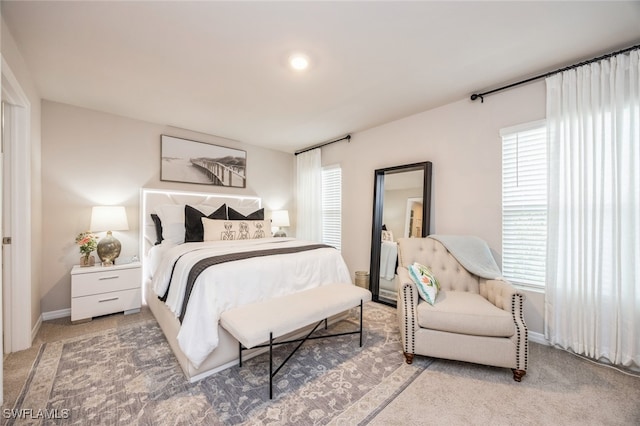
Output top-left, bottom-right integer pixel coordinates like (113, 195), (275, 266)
(397, 237), (528, 381)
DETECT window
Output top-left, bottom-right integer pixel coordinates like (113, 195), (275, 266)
(321, 165), (342, 250)
(501, 121), (547, 287)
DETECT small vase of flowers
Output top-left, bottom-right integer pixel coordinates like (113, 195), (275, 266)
(76, 231), (98, 267)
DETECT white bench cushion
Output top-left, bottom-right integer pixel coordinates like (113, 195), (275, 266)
(220, 283), (372, 349)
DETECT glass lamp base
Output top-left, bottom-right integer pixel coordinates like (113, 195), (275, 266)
(96, 231), (122, 266)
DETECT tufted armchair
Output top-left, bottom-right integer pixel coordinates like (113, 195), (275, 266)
(397, 236), (528, 381)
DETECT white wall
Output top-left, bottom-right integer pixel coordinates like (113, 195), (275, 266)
(41, 101), (294, 313)
(322, 81), (547, 335)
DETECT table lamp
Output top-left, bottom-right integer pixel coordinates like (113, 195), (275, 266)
(271, 210), (290, 237)
(90, 206), (129, 266)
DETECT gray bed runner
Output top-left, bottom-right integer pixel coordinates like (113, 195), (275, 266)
(177, 243), (333, 322)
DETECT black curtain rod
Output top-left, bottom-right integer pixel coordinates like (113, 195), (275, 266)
(470, 43), (640, 103)
(294, 134), (351, 156)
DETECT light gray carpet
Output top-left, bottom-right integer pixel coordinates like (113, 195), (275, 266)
(8, 302), (432, 425)
(9, 301), (640, 425)
(370, 342), (640, 425)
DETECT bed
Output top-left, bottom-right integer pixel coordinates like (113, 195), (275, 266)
(140, 188), (353, 382)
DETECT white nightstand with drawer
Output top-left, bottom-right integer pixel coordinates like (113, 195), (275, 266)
(71, 261), (142, 322)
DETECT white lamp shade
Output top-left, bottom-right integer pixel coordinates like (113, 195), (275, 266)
(271, 210), (290, 227)
(90, 206), (129, 232)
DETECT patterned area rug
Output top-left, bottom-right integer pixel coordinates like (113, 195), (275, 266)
(11, 302), (432, 425)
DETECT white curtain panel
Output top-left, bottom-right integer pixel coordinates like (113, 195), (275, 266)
(545, 50), (639, 369)
(296, 148), (322, 242)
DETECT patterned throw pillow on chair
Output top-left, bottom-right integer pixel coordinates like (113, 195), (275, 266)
(408, 262), (440, 305)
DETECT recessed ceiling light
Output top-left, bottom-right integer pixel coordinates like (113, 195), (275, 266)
(289, 53), (309, 71)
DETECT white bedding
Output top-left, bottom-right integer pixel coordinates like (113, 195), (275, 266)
(150, 237), (352, 368)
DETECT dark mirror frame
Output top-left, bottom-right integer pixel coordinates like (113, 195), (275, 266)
(369, 161), (432, 307)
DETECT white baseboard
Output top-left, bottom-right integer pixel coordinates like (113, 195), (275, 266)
(31, 315), (42, 343)
(528, 330), (549, 345)
(42, 308), (71, 321)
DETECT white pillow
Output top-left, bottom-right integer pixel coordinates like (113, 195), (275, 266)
(155, 204), (184, 224)
(202, 218), (269, 241)
(193, 204), (222, 216)
(155, 203), (228, 245)
(155, 204), (186, 245)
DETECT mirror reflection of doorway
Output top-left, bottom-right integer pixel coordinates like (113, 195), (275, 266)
(379, 176), (423, 302)
(405, 197), (423, 238)
(370, 162), (432, 307)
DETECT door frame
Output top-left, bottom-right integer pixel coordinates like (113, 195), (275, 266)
(1, 55), (33, 354)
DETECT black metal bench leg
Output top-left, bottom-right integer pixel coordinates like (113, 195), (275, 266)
(359, 299), (364, 347)
(238, 301), (366, 400)
(269, 332), (273, 400)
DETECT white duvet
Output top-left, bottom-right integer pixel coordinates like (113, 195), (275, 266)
(150, 237), (352, 368)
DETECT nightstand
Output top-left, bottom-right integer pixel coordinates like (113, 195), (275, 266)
(71, 261), (142, 322)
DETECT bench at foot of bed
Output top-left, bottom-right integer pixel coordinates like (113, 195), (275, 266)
(220, 283), (372, 399)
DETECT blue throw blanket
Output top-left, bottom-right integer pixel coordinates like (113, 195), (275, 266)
(428, 235), (503, 280)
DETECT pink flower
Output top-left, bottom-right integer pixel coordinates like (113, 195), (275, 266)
(75, 231), (98, 255)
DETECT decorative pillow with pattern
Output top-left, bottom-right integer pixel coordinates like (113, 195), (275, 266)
(408, 262), (440, 305)
(202, 218), (269, 241)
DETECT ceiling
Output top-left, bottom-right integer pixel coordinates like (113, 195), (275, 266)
(3, 1), (640, 153)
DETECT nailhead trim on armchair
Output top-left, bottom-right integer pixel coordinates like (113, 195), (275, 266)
(511, 293), (529, 371)
(401, 282), (416, 355)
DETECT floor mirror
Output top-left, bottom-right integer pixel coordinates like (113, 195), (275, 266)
(369, 161), (432, 306)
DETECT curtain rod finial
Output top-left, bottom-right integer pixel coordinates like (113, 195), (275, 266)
(470, 94), (484, 103)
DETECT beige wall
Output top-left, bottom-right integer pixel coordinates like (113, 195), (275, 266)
(41, 101), (294, 313)
(10, 7), (548, 334)
(322, 81), (547, 335)
(1, 16), (43, 334)
(30, 78), (547, 335)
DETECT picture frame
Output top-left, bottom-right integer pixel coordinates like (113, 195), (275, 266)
(160, 135), (247, 188)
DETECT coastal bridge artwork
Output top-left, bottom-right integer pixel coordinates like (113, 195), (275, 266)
(190, 157), (246, 187)
(161, 135), (247, 188)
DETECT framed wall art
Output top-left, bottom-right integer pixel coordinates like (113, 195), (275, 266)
(160, 135), (247, 188)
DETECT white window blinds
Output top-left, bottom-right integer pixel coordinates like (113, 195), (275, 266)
(501, 121), (547, 287)
(321, 166), (342, 250)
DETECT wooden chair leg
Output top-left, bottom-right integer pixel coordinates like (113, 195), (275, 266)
(512, 369), (526, 382)
(403, 352), (414, 364)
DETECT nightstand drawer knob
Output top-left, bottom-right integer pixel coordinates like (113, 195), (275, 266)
(99, 297), (119, 303)
(99, 275), (120, 281)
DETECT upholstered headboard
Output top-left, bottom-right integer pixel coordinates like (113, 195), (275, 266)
(140, 187), (262, 258)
